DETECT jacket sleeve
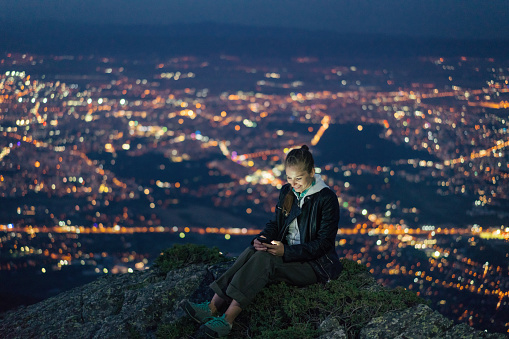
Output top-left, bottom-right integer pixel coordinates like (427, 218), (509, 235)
(256, 184), (290, 241)
(282, 188), (339, 262)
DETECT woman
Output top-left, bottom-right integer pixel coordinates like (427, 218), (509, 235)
(182, 145), (342, 338)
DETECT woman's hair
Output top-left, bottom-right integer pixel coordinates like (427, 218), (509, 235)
(284, 145), (314, 174)
(282, 145), (314, 216)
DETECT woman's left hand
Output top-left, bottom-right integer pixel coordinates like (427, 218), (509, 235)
(265, 241), (284, 256)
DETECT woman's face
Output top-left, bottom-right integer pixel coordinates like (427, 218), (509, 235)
(285, 165), (315, 193)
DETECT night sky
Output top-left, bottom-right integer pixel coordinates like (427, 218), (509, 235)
(1, 0), (508, 39)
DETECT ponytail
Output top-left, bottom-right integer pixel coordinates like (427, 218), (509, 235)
(282, 191), (294, 217)
(284, 144), (314, 174)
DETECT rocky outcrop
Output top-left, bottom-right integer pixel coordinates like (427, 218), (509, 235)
(0, 262), (226, 339)
(0, 257), (504, 339)
(360, 304), (503, 339)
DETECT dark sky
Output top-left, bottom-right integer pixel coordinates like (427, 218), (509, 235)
(1, 0), (509, 39)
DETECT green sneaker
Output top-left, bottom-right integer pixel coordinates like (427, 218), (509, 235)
(200, 314), (232, 338)
(181, 300), (213, 324)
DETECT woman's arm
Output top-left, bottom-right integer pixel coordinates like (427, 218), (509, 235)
(256, 184), (291, 241)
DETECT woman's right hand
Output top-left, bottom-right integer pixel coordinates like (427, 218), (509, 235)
(253, 237), (268, 251)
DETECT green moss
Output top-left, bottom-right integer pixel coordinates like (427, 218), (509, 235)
(124, 282), (150, 291)
(340, 258), (369, 275)
(259, 324), (318, 339)
(126, 323), (143, 339)
(155, 318), (196, 339)
(230, 259), (426, 338)
(153, 243), (228, 275)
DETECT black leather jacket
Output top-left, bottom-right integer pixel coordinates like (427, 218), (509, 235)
(258, 182), (342, 282)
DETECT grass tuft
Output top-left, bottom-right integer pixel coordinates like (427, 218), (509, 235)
(153, 243), (228, 275)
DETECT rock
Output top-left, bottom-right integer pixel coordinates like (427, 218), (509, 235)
(318, 316), (347, 339)
(0, 263), (222, 339)
(359, 304), (506, 339)
(0, 251), (505, 339)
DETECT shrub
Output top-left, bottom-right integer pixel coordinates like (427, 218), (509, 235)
(156, 318), (196, 339)
(153, 243), (228, 275)
(230, 259), (425, 338)
(154, 248), (425, 338)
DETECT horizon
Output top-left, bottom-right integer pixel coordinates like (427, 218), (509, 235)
(1, 0), (509, 40)
(3, 19), (509, 41)
(2, 20), (509, 58)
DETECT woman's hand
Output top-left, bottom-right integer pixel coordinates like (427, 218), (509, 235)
(253, 237), (268, 251)
(265, 241), (284, 256)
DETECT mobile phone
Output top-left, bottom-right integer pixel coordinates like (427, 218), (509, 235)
(256, 237), (273, 244)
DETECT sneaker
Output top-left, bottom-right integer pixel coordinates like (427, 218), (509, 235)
(181, 300), (213, 324)
(200, 314), (232, 338)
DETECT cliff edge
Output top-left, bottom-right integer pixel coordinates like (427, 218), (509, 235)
(0, 244), (504, 339)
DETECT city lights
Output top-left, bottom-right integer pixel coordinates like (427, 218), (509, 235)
(0, 52), (508, 334)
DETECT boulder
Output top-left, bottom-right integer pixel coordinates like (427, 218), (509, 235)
(360, 304), (505, 339)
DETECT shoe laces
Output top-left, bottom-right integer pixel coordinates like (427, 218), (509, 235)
(194, 301), (211, 311)
(206, 314), (232, 329)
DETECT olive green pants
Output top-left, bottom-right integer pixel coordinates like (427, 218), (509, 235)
(210, 246), (318, 308)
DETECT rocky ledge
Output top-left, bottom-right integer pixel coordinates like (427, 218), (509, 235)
(0, 244), (505, 338)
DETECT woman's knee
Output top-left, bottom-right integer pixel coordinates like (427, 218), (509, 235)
(250, 250), (277, 264)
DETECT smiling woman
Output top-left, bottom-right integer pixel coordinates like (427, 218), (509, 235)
(285, 166), (314, 193)
(181, 144), (342, 338)
(285, 145), (315, 192)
